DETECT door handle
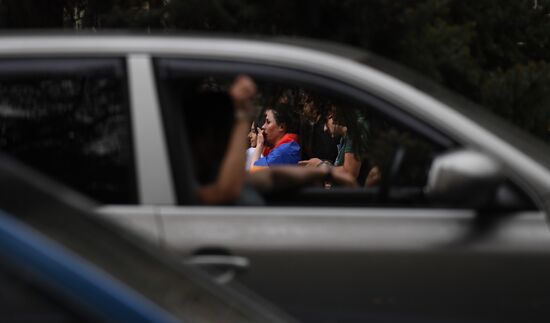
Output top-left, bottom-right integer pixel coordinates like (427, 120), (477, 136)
(184, 255), (249, 284)
(185, 255), (249, 269)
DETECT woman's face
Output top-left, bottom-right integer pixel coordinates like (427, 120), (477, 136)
(261, 109), (286, 145)
(248, 122), (257, 148)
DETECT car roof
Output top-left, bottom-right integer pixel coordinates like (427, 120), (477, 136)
(0, 30), (367, 59)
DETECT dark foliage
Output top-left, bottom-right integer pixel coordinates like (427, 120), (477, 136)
(0, 0), (549, 140)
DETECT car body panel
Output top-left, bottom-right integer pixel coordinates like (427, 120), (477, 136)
(97, 205), (163, 246)
(157, 206), (550, 322)
(157, 207), (550, 253)
(127, 54), (175, 205)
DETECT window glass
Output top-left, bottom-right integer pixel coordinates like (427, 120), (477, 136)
(0, 59), (137, 204)
(158, 72), (444, 207)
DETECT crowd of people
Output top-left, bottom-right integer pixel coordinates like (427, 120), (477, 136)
(184, 75), (379, 205)
(246, 81), (381, 187)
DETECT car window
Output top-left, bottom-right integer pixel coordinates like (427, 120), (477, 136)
(0, 58), (137, 204)
(155, 61), (453, 207)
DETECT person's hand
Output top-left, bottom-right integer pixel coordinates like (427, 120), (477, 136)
(229, 75), (257, 117)
(365, 166), (381, 187)
(298, 158), (322, 168)
(330, 167), (358, 187)
(256, 128), (265, 148)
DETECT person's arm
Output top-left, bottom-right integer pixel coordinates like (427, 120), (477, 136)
(365, 165), (381, 187)
(198, 119), (250, 203)
(341, 152), (362, 178)
(247, 165), (357, 193)
(198, 75), (257, 204)
(297, 158), (322, 168)
(299, 153), (360, 177)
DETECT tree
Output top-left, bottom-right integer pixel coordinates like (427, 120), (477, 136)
(1, 0), (549, 140)
(0, 0), (65, 28)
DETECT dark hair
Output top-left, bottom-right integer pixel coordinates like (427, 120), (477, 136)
(332, 105), (370, 158)
(268, 103), (299, 134)
(277, 88), (299, 106)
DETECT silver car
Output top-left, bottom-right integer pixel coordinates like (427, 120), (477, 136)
(1, 34), (550, 323)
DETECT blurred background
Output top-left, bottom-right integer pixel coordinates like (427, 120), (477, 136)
(1, 0), (549, 141)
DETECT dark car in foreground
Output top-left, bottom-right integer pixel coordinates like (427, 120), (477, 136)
(0, 154), (297, 323)
(1, 34), (550, 322)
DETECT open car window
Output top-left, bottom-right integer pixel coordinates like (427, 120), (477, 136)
(154, 59), (462, 208)
(155, 58), (539, 210)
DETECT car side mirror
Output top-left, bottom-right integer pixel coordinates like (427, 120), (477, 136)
(425, 150), (503, 208)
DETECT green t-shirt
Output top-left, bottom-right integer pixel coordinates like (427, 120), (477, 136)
(334, 136), (353, 166)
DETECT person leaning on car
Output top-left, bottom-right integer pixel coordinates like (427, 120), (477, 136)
(182, 75), (357, 205)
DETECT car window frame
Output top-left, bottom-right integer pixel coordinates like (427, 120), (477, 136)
(154, 57), (460, 207)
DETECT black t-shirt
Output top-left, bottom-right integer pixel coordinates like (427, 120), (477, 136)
(301, 119), (339, 162)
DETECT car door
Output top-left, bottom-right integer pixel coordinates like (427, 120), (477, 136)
(153, 56), (550, 323)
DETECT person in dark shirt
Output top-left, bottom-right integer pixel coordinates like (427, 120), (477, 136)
(299, 93), (340, 162)
(299, 104), (381, 186)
